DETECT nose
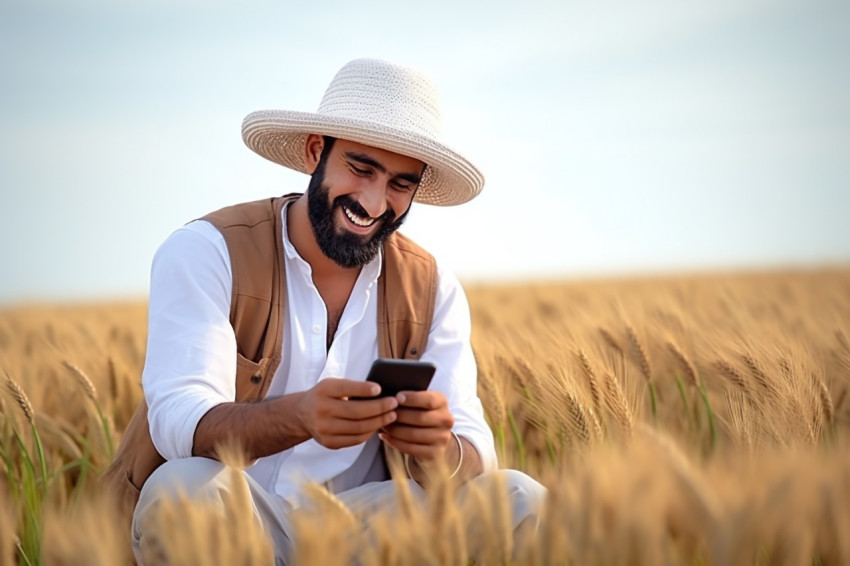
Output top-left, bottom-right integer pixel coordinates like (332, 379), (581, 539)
(358, 182), (388, 219)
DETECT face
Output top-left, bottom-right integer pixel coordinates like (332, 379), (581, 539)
(306, 137), (425, 268)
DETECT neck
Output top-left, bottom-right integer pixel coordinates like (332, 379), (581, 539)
(287, 193), (361, 279)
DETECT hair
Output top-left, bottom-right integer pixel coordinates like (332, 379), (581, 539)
(315, 135), (427, 182)
(319, 135), (336, 167)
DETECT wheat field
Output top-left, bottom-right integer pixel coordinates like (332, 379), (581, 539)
(1, 267), (849, 565)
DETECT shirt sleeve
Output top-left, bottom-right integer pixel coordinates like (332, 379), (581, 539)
(142, 221), (236, 460)
(420, 262), (498, 471)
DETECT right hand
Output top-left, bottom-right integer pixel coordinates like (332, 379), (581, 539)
(295, 378), (398, 449)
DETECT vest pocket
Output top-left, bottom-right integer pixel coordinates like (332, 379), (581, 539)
(235, 354), (268, 402)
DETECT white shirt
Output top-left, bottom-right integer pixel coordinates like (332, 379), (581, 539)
(142, 203), (497, 505)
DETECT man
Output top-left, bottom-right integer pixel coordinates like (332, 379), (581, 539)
(113, 58), (544, 563)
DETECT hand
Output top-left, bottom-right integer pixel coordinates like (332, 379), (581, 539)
(295, 378), (398, 449)
(379, 390), (455, 463)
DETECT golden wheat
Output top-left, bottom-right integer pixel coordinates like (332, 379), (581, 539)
(2, 267), (850, 564)
(61, 360), (98, 402)
(666, 339), (698, 387)
(4, 370), (34, 425)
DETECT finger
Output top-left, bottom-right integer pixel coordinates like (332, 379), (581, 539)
(340, 411), (399, 434)
(393, 406), (454, 429)
(381, 422), (450, 446)
(320, 431), (386, 450)
(395, 390), (447, 410)
(314, 412), (398, 440)
(319, 378), (382, 399)
(379, 432), (446, 462)
(334, 396), (398, 419)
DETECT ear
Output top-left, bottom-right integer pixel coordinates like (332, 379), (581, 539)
(303, 134), (325, 174)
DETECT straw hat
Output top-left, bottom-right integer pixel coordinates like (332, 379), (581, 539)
(242, 58), (484, 206)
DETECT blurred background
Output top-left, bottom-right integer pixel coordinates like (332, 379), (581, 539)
(1, 0), (848, 304)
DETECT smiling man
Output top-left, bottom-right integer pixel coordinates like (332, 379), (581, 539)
(102, 58), (545, 564)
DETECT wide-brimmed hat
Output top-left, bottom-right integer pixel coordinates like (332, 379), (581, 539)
(242, 58), (484, 206)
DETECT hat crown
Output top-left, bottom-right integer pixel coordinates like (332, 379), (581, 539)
(316, 58), (444, 140)
(242, 58), (484, 206)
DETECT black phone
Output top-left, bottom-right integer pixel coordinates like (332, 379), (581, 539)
(351, 358), (436, 400)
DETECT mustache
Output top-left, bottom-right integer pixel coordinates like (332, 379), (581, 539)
(334, 195), (397, 224)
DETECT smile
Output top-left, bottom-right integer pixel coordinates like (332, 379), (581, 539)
(343, 205), (378, 228)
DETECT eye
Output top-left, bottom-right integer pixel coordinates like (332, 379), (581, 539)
(349, 163), (371, 176)
(391, 180), (414, 192)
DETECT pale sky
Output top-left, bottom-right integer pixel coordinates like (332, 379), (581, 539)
(1, 0), (848, 303)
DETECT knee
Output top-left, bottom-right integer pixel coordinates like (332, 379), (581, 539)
(132, 458), (245, 564)
(140, 457), (228, 502)
(133, 458), (230, 550)
(499, 469), (547, 513)
(474, 469), (546, 531)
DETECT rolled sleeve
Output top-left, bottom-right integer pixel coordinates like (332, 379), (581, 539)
(142, 221), (236, 460)
(420, 263), (498, 472)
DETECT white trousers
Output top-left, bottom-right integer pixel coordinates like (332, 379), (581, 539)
(132, 457), (546, 565)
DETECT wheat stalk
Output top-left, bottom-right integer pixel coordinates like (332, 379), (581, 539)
(602, 373), (633, 438)
(564, 393), (591, 444)
(778, 357), (792, 379)
(714, 360), (750, 396)
(62, 360), (97, 402)
(723, 391), (754, 450)
(812, 373), (834, 426)
(35, 413), (82, 460)
(742, 354), (774, 395)
(107, 356), (119, 399)
(666, 340), (698, 387)
(627, 325), (652, 383)
(4, 370), (34, 424)
(836, 329), (850, 354)
(301, 483), (357, 528)
(500, 354), (530, 392)
(786, 398), (817, 446)
(482, 356), (508, 424)
(577, 349), (602, 414)
(587, 407), (604, 442)
(598, 327), (623, 354)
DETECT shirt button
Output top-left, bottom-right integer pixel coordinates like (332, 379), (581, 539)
(312, 324), (322, 334)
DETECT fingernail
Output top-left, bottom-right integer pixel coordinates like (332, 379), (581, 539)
(397, 393), (406, 404)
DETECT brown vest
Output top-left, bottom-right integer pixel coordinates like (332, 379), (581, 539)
(100, 194), (438, 523)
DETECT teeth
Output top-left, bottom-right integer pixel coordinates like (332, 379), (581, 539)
(344, 206), (376, 227)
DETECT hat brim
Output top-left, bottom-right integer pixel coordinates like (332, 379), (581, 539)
(242, 110), (484, 206)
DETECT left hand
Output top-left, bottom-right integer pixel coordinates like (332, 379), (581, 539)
(378, 390), (454, 463)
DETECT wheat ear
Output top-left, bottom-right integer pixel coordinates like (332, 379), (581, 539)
(666, 341), (698, 387)
(602, 373), (633, 438)
(4, 370), (34, 424)
(564, 393), (591, 444)
(627, 326), (652, 382)
(577, 349), (602, 414)
(713, 360), (750, 396)
(598, 327), (623, 354)
(62, 360), (97, 402)
(742, 354), (774, 394)
(301, 483), (357, 528)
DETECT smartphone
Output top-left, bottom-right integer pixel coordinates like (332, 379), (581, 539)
(351, 358), (436, 400)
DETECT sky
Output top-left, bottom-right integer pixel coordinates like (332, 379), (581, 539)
(1, 0), (849, 304)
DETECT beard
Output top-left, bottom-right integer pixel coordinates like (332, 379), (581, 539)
(306, 167), (410, 268)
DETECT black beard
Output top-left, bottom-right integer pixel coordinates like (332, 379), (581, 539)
(306, 171), (410, 268)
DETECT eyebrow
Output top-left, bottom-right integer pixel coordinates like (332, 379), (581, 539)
(344, 152), (423, 185)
